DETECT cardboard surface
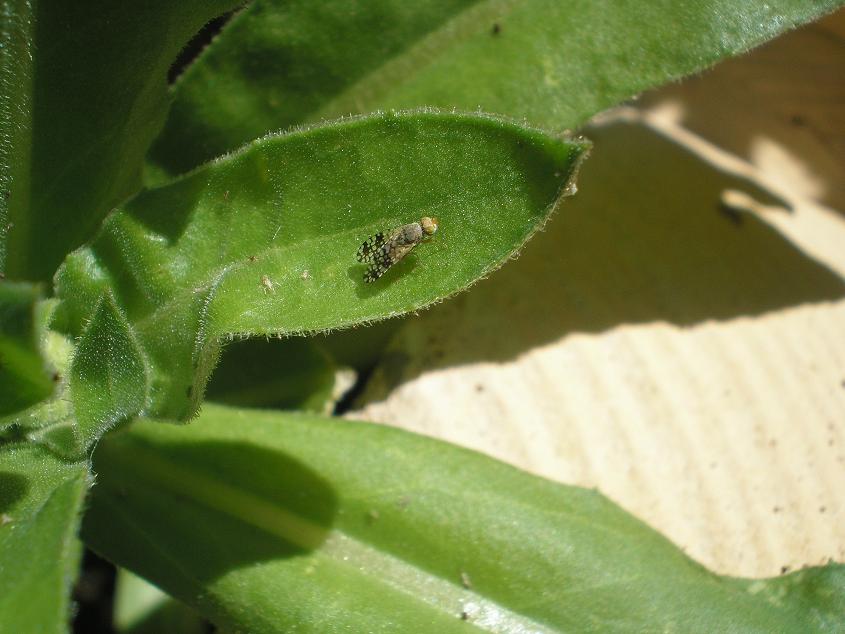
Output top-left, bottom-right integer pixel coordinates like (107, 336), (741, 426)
(351, 12), (845, 578)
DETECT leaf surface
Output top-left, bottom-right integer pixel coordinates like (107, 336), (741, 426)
(4, 0), (241, 282)
(82, 404), (845, 633)
(0, 0), (35, 274)
(55, 111), (586, 421)
(148, 0), (844, 177)
(69, 292), (149, 449)
(0, 444), (89, 633)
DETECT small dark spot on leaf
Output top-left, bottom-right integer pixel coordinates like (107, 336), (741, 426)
(819, 506), (826, 513)
(247, 255), (258, 263)
(491, 22), (501, 35)
(52, 372), (61, 383)
(773, 505), (782, 513)
(475, 384), (484, 393)
(781, 565), (790, 574)
(186, 385), (193, 397)
(460, 609), (470, 621)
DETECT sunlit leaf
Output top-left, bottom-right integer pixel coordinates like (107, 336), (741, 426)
(148, 0), (843, 177)
(54, 111), (586, 420)
(3, 0), (241, 282)
(83, 404), (845, 633)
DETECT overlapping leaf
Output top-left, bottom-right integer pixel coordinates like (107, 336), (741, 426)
(54, 111), (587, 421)
(0, 0), (35, 275)
(0, 444), (89, 633)
(148, 0), (843, 178)
(83, 404), (845, 633)
(3, 0), (242, 282)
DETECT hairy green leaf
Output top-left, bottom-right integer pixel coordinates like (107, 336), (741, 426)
(69, 291), (149, 450)
(0, 0), (35, 274)
(4, 0), (241, 282)
(54, 111), (586, 421)
(82, 404), (845, 633)
(148, 0), (843, 178)
(0, 444), (89, 633)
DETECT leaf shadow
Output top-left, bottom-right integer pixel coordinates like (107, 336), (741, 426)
(83, 436), (338, 587)
(638, 16), (845, 215)
(354, 119), (845, 396)
(348, 255), (419, 299)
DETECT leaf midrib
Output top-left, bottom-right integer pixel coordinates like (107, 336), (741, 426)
(106, 436), (561, 632)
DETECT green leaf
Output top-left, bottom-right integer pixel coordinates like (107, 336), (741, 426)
(82, 404), (845, 633)
(4, 0), (242, 282)
(148, 0), (843, 178)
(0, 0), (35, 275)
(54, 111), (586, 421)
(0, 282), (54, 417)
(0, 443), (90, 633)
(69, 291), (149, 451)
(2, 288), (148, 459)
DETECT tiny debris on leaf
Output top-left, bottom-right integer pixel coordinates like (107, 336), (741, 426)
(460, 571), (472, 589)
(261, 275), (275, 294)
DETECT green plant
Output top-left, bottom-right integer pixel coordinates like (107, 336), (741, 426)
(1, 1), (843, 632)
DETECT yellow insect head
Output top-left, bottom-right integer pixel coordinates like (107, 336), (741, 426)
(420, 216), (439, 236)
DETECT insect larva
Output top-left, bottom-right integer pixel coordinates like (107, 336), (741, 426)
(356, 216), (439, 283)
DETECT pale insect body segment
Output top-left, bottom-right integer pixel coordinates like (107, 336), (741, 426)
(356, 217), (439, 283)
